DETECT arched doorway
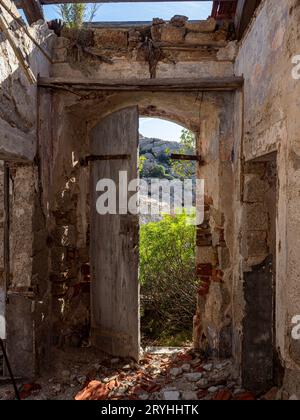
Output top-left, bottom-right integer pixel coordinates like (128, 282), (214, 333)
(89, 107), (198, 359)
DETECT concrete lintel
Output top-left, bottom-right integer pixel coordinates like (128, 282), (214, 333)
(0, 118), (35, 162)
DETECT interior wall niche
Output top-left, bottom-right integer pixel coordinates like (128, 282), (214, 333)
(241, 152), (279, 392)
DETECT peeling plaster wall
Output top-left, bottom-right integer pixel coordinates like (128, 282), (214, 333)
(0, 2), (55, 376)
(0, 162), (4, 340)
(0, 1), (55, 161)
(38, 19), (238, 352)
(233, 0), (300, 393)
(50, 18), (235, 80)
(193, 91), (235, 359)
(41, 89), (235, 348)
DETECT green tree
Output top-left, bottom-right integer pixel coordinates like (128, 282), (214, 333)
(171, 129), (196, 180)
(58, 3), (101, 28)
(140, 212), (197, 345)
(138, 155), (147, 175)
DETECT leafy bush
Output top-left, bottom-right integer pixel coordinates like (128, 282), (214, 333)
(142, 164), (166, 179)
(140, 212), (197, 345)
(171, 129), (196, 180)
(57, 3), (100, 28)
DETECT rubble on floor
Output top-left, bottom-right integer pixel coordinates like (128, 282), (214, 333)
(0, 347), (284, 400)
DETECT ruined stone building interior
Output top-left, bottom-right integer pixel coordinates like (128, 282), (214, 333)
(0, 0), (300, 401)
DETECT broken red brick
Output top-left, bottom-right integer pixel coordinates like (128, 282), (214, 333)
(176, 353), (193, 362)
(234, 392), (256, 401)
(213, 389), (232, 401)
(197, 263), (213, 276)
(197, 389), (209, 399)
(261, 387), (278, 400)
(198, 282), (210, 296)
(107, 379), (120, 391)
(75, 380), (109, 400)
(19, 383), (42, 400)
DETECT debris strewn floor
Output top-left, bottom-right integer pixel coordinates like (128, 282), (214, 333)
(0, 347), (279, 400)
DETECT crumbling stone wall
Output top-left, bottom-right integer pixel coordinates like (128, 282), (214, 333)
(193, 92), (235, 359)
(0, 1), (54, 161)
(41, 88), (235, 350)
(233, 0), (300, 394)
(0, 162), (5, 344)
(40, 15), (237, 355)
(51, 16), (236, 80)
(0, 1), (54, 376)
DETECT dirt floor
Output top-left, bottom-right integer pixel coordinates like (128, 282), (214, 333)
(0, 347), (281, 400)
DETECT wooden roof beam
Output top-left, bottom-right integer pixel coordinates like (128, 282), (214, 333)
(235, 0), (261, 40)
(14, 0), (44, 24)
(18, 0), (236, 3)
(38, 76), (244, 92)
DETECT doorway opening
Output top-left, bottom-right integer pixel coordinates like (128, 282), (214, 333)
(241, 152), (279, 392)
(138, 117), (197, 349)
(88, 110), (199, 359)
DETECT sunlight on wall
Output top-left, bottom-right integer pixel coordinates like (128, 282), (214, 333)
(0, 315), (5, 339)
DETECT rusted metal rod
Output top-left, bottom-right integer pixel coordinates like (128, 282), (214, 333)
(80, 154), (130, 166)
(170, 153), (205, 165)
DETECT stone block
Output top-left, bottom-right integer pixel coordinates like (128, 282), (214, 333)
(52, 47), (68, 62)
(211, 208), (225, 227)
(161, 25), (185, 43)
(198, 246), (218, 265)
(218, 247), (230, 270)
(94, 29), (128, 49)
(244, 174), (267, 203)
(241, 231), (268, 258)
(185, 32), (217, 45)
(217, 41), (238, 61)
(244, 162), (266, 176)
(151, 24), (163, 42)
(170, 15), (188, 27)
(212, 228), (225, 247)
(243, 203), (268, 230)
(6, 295), (35, 377)
(185, 18), (216, 33)
(54, 37), (71, 48)
(128, 30), (142, 48)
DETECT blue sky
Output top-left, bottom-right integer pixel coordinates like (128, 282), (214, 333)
(140, 118), (185, 142)
(42, 2), (212, 142)
(44, 2), (213, 22)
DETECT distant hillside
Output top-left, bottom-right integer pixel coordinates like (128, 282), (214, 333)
(139, 135), (196, 224)
(139, 135), (182, 180)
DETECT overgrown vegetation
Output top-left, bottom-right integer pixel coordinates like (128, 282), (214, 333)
(170, 129), (196, 180)
(57, 3), (101, 28)
(139, 128), (196, 180)
(140, 212), (197, 346)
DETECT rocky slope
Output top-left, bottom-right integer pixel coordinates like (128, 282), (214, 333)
(139, 135), (182, 180)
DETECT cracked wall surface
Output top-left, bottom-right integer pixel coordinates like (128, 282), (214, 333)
(0, 1), (54, 161)
(0, 1), (54, 376)
(1, 0), (300, 396)
(233, 0), (300, 394)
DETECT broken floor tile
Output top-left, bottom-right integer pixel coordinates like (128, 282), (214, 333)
(163, 390), (180, 400)
(170, 367), (182, 377)
(184, 372), (203, 382)
(181, 364), (191, 372)
(181, 391), (198, 400)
